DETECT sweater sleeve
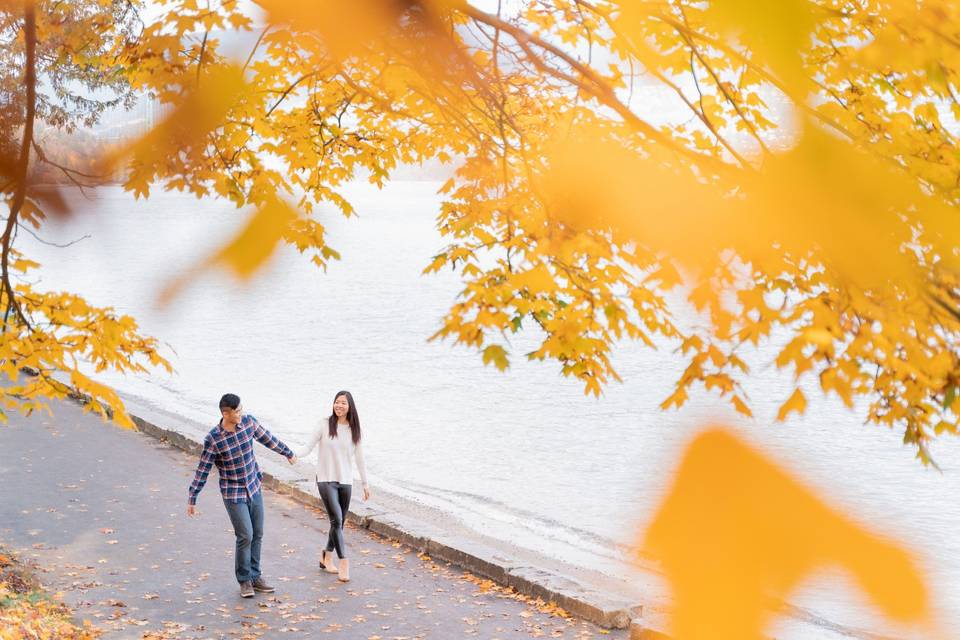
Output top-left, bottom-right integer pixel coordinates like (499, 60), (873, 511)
(354, 440), (369, 488)
(295, 427), (321, 459)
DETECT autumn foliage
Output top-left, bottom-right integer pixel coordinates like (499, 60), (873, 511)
(0, 0), (955, 455)
(0, 549), (100, 640)
(0, 0), (955, 636)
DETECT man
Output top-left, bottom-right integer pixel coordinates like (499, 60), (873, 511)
(187, 393), (297, 598)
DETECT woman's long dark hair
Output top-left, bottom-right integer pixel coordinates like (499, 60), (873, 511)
(328, 390), (361, 444)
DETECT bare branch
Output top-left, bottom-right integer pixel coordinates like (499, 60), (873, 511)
(16, 223), (90, 249)
(242, 24), (272, 72)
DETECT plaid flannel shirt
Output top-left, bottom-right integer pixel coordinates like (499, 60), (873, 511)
(188, 414), (294, 505)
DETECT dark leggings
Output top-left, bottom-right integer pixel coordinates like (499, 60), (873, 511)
(317, 481), (352, 559)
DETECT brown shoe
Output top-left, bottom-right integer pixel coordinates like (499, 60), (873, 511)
(240, 581), (254, 598)
(338, 558), (350, 582)
(252, 577), (275, 593)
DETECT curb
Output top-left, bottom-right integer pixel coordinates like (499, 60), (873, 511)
(126, 411), (658, 631)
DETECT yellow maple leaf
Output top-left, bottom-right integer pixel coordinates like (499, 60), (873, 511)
(481, 344), (510, 371)
(209, 196), (298, 279)
(642, 428), (933, 640)
(106, 65), (247, 197)
(705, 0), (815, 87)
(159, 195), (298, 305)
(776, 387), (807, 422)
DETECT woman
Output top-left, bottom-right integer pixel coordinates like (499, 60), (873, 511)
(296, 390), (370, 582)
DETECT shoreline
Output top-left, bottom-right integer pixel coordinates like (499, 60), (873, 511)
(113, 391), (668, 636)
(64, 385), (912, 640)
(0, 395), (638, 639)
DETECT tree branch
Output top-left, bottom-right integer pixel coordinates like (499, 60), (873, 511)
(3, 1), (37, 333)
(459, 3), (742, 175)
(16, 223), (90, 249)
(242, 24), (271, 72)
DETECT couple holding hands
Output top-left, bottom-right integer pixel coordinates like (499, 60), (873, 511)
(186, 391), (369, 597)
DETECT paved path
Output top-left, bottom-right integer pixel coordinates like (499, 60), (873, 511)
(0, 400), (628, 639)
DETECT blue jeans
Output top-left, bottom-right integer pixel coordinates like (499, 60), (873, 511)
(223, 491), (264, 584)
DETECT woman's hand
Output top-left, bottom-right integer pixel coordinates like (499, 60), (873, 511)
(363, 486), (371, 501)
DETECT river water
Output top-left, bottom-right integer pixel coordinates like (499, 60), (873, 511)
(23, 183), (959, 637)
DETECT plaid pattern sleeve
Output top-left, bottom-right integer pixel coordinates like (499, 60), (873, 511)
(249, 415), (294, 459)
(187, 435), (217, 505)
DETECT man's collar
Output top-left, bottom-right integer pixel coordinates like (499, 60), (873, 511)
(218, 416), (243, 433)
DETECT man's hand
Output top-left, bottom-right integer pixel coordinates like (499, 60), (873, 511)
(287, 454), (298, 465)
(187, 504), (198, 517)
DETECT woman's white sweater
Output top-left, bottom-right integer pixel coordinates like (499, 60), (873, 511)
(296, 422), (369, 487)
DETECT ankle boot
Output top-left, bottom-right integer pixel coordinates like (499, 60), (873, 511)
(338, 557), (350, 582)
(322, 550), (338, 573)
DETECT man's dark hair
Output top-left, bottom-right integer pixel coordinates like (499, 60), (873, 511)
(219, 393), (241, 411)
